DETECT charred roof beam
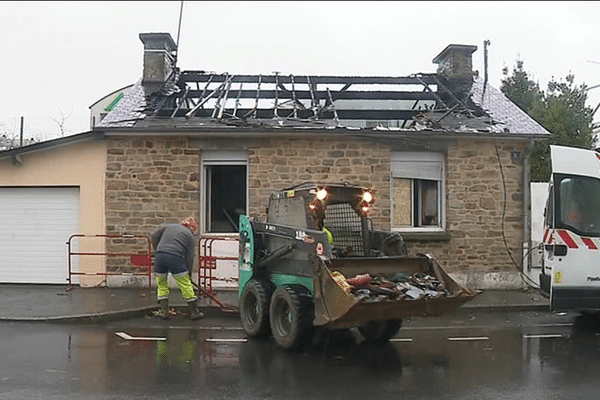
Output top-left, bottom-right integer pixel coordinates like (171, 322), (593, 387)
(175, 90), (436, 101)
(170, 86), (189, 118)
(179, 72), (439, 86)
(159, 108), (420, 120)
(431, 75), (475, 117)
(185, 74), (233, 118)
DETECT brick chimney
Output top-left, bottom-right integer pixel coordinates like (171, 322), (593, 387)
(432, 44), (478, 100)
(139, 33), (177, 85)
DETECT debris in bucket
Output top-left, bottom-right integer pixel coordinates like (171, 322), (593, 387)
(337, 271), (452, 302)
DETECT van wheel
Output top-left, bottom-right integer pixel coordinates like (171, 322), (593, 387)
(358, 319), (402, 343)
(240, 279), (274, 338)
(269, 285), (314, 350)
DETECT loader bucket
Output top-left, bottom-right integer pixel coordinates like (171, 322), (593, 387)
(312, 254), (480, 329)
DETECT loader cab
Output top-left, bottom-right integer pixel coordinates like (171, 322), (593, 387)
(540, 145), (600, 312)
(267, 183), (376, 257)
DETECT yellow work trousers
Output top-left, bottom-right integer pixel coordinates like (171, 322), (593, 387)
(156, 272), (197, 302)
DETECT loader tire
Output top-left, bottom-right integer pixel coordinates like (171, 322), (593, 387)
(269, 285), (314, 350)
(240, 279), (274, 338)
(358, 319), (402, 343)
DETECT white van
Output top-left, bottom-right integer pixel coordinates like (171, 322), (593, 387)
(540, 145), (600, 312)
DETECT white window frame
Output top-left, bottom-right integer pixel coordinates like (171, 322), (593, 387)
(390, 152), (445, 232)
(201, 150), (248, 235)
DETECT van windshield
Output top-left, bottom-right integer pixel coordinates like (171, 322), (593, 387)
(556, 174), (600, 237)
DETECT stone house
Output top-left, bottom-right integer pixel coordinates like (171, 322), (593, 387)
(0, 32), (549, 289)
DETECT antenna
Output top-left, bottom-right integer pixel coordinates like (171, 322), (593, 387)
(175, 0), (184, 64)
(482, 39), (491, 104)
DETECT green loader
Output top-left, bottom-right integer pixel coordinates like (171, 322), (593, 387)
(238, 183), (479, 350)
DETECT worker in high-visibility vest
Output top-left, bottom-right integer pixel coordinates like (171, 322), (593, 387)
(317, 218), (334, 246)
(151, 216), (203, 320)
(322, 225), (334, 245)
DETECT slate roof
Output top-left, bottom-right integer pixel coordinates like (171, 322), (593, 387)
(97, 78), (146, 128)
(97, 70), (550, 138)
(470, 75), (548, 135)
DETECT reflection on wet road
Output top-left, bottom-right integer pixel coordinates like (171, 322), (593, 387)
(2, 310), (600, 399)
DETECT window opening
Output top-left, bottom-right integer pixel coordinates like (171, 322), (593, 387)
(205, 165), (246, 233)
(416, 179), (439, 226)
(391, 152), (444, 230)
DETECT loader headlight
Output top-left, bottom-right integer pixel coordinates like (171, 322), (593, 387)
(316, 188), (328, 201)
(243, 243), (251, 264)
(362, 190), (374, 203)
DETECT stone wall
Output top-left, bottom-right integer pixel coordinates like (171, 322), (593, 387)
(408, 139), (527, 288)
(103, 135), (528, 289)
(105, 137), (199, 274)
(248, 137), (392, 229)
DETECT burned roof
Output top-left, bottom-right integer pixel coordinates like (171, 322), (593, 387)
(97, 69), (550, 137)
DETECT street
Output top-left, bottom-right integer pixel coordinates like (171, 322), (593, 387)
(1, 308), (600, 399)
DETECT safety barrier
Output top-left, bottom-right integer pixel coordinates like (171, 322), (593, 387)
(197, 236), (239, 312)
(66, 234), (153, 290)
(198, 236), (239, 291)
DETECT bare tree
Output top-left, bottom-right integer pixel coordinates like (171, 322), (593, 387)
(50, 106), (73, 137)
(0, 118), (19, 150)
(0, 118), (42, 150)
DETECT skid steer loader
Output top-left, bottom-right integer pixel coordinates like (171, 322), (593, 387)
(238, 183), (479, 350)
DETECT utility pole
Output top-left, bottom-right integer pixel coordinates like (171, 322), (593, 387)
(19, 116), (23, 147)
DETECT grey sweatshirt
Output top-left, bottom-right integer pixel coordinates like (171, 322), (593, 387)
(151, 224), (195, 269)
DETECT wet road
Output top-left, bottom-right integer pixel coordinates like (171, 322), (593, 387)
(1, 309), (600, 399)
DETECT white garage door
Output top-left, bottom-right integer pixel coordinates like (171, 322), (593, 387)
(0, 187), (79, 284)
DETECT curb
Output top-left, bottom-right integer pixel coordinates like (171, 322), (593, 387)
(0, 303), (549, 322)
(0, 304), (239, 323)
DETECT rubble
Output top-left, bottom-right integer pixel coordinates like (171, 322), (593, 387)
(336, 271), (453, 302)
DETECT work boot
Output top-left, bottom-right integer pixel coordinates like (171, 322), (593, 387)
(187, 299), (204, 320)
(158, 299), (169, 319)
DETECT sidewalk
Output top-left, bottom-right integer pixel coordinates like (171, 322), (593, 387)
(0, 284), (549, 322)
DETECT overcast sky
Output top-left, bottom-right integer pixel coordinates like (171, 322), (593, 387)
(2, 1), (600, 141)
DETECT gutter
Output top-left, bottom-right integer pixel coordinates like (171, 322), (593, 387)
(97, 125), (551, 141)
(0, 131), (104, 163)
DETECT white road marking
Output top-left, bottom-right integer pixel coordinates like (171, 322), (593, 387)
(447, 336), (489, 341)
(390, 338), (413, 342)
(115, 331), (166, 341)
(205, 338), (247, 343)
(523, 334), (563, 339)
(165, 326), (244, 331)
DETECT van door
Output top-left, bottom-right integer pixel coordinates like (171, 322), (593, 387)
(544, 145), (600, 311)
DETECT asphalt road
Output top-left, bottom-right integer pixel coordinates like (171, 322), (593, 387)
(1, 309), (600, 399)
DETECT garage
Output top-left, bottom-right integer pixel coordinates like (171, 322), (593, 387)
(0, 187), (80, 284)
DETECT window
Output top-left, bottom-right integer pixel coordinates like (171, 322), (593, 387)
(202, 151), (248, 234)
(555, 174), (600, 237)
(391, 152), (444, 230)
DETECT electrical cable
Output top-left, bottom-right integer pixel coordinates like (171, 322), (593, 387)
(484, 42), (540, 291)
(494, 142), (541, 289)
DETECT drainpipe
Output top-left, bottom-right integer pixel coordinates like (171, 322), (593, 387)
(523, 138), (533, 274)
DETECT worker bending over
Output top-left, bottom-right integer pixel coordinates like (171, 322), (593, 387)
(151, 216), (203, 320)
